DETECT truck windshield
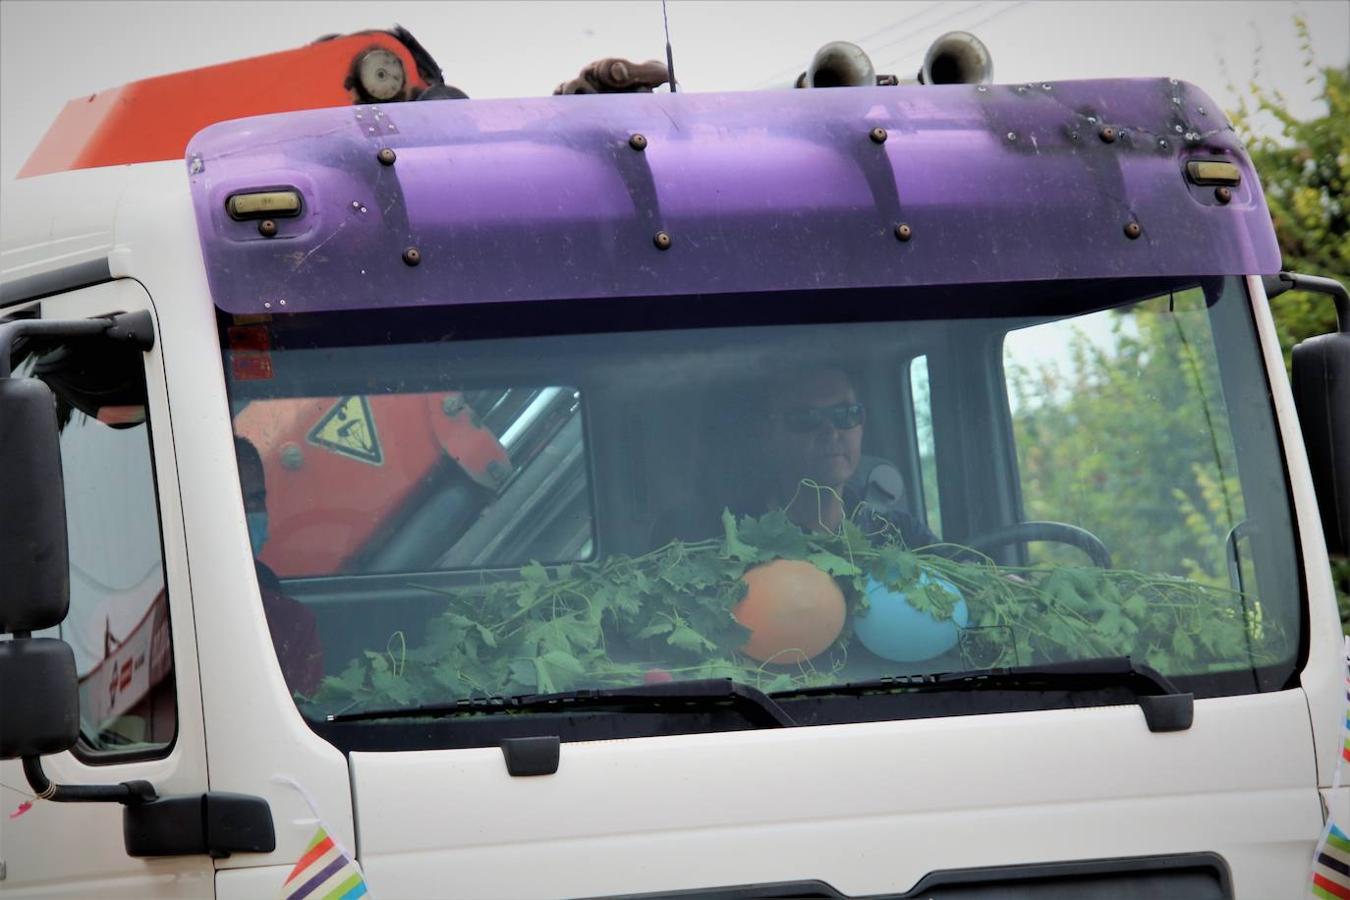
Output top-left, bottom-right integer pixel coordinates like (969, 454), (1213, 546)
(221, 275), (1300, 748)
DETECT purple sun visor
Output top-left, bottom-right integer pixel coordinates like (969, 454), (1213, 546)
(187, 78), (1279, 316)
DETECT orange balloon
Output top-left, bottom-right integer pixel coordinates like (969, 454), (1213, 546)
(734, 559), (846, 664)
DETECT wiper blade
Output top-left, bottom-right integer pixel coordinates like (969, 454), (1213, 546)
(327, 678), (794, 727)
(326, 696), (514, 724)
(775, 656), (1192, 733)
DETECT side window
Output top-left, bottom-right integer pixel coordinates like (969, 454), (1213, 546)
(909, 356), (941, 534)
(32, 347), (175, 757)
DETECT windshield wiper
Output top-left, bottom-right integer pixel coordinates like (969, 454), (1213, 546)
(326, 678), (794, 728)
(774, 656), (1193, 733)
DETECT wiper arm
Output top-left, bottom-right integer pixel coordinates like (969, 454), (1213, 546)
(516, 678), (794, 727)
(327, 677), (794, 728)
(776, 656), (1193, 733)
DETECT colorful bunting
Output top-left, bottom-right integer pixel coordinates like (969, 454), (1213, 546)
(273, 774), (372, 900)
(280, 825), (368, 900)
(1342, 669), (1350, 765)
(1310, 641), (1350, 897)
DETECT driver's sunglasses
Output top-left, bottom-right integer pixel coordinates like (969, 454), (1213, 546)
(777, 403), (867, 434)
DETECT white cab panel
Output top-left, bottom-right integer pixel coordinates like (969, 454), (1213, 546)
(353, 689), (1317, 898)
(0, 166), (127, 280)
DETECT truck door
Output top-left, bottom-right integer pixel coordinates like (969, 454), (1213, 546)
(0, 280), (211, 898)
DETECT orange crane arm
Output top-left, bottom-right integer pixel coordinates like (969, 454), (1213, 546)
(20, 27), (452, 178)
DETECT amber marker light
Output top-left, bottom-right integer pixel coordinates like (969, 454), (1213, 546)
(226, 190), (303, 220)
(1185, 160), (1241, 186)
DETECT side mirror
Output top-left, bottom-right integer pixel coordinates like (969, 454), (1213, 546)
(0, 639), (79, 759)
(1265, 272), (1349, 557)
(0, 376), (79, 759)
(1293, 331), (1350, 556)
(0, 377), (70, 631)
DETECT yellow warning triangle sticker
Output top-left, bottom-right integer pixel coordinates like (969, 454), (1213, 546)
(306, 396), (383, 465)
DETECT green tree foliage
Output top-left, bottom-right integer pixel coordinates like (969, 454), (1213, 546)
(1007, 290), (1243, 587)
(1229, 19), (1350, 625)
(1230, 19), (1348, 363)
(1012, 23), (1349, 632)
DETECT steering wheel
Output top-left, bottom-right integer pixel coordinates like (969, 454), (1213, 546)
(964, 521), (1112, 569)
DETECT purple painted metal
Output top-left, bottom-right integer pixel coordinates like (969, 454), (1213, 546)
(187, 79), (1281, 316)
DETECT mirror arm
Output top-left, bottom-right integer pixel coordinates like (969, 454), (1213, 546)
(22, 755), (157, 806)
(0, 311), (155, 378)
(1262, 271), (1350, 334)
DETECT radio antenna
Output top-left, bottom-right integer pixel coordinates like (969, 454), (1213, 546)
(662, 0), (678, 92)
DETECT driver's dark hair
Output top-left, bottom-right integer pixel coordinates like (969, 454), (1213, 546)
(744, 360), (859, 427)
(234, 434), (261, 466)
(234, 434), (265, 495)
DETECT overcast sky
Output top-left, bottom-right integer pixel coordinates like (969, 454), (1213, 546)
(2, 1), (1347, 182)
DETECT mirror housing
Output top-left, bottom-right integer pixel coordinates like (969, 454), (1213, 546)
(0, 638), (80, 759)
(0, 377), (70, 632)
(1293, 331), (1350, 556)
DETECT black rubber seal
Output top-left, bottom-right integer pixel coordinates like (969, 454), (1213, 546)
(0, 258), (112, 308)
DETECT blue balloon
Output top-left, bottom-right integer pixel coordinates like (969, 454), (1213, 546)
(854, 571), (968, 662)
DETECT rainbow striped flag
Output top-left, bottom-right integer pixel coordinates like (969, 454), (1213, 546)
(280, 825), (369, 900)
(1312, 658), (1350, 898)
(1313, 823), (1350, 899)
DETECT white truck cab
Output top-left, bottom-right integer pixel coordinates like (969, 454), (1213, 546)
(2, 34), (1349, 900)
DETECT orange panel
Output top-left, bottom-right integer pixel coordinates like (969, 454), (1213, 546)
(235, 391), (511, 576)
(20, 31), (432, 178)
(235, 393), (447, 576)
(425, 393), (512, 489)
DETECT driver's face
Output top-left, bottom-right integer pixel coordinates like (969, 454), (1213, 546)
(766, 368), (863, 491)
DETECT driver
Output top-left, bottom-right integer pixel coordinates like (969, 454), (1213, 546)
(755, 364), (940, 548)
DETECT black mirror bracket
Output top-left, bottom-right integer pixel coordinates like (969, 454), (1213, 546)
(0, 311), (155, 379)
(22, 755), (157, 805)
(1262, 271), (1349, 334)
(103, 310), (156, 351)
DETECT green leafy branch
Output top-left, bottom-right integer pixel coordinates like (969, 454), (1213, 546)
(307, 506), (1285, 716)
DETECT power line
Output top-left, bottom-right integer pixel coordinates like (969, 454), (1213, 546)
(851, 2), (961, 50)
(867, 1), (994, 60)
(869, 1), (1028, 78)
